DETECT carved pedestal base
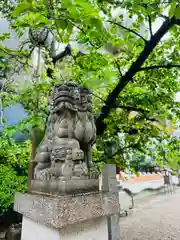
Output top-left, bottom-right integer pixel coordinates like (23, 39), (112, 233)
(14, 191), (120, 240)
(30, 179), (99, 195)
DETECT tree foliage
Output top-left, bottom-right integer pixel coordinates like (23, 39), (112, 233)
(0, 130), (31, 212)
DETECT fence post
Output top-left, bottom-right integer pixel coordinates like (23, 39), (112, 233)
(102, 164), (120, 240)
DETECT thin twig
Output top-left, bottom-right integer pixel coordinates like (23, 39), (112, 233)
(19, 40), (31, 52)
(55, 17), (102, 49)
(104, 0), (173, 7)
(138, 64), (180, 71)
(92, 92), (105, 102)
(66, 19), (103, 49)
(114, 105), (150, 113)
(92, 92), (151, 113)
(0, 46), (33, 68)
(140, 1), (174, 7)
(115, 60), (123, 78)
(148, 15), (153, 37)
(8, 47), (34, 79)
(108, 20), (148, 43)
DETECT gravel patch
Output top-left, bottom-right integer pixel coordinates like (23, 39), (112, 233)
(120, 190), (180, 239)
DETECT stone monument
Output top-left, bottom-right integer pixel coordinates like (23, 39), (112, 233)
(14, 82), (120, 240)
(30, 81), (98, 194)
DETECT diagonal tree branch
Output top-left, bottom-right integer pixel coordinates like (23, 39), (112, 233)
(47, 44), (72, 78)
(138, 63), (180, 71)
(160, 14), (169, 20)
(47, 44), (86, 77)
(174, 18), (180, 26)
(108, 20), (148, 43)
(52, 44), (72, 64)
(96, 17), (176, 135)
(45, 15), (180, 136)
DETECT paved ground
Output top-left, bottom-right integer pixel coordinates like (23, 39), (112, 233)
(120, 190), (180, 240)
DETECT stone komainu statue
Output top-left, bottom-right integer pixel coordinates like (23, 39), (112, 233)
(33, 82), (96, 181)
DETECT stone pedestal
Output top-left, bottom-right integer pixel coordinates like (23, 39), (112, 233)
(14, 191), (120, 240)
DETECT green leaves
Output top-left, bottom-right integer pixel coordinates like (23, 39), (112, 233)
(169, 1), (177, 18)
(0, 33), (10, 41)
(0, 133), (30, 213)
(13, 12), (52, 28)
(76, 52), (108, 71)
(175, 5), (180, 18)
(0, 165), (28, 212)
(0, 0), (179, 178)
(154, 138), (180, 171)
(11, 1), (34, 17)
(11, 0), (104, 44)
(167, 1), (180, 19)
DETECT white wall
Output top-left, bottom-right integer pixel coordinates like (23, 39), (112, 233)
(21, 216), (108, 240)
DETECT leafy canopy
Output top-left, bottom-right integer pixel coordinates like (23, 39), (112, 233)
(0, 0), (179, 172)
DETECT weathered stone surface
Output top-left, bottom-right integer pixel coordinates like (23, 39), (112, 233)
(101, 164), (121, 240)
(102, 164), (118, 193)
(32, 82), (97, 193)
(31, 179), (99, 195)
(108, 214), (121, 240)
(14, 191), (120, 229)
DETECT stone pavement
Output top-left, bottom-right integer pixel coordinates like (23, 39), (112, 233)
(120, 189), (180, 239)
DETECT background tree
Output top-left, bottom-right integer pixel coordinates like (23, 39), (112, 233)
(0, 1), (179, 211)
(0, 0), (178, 168)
